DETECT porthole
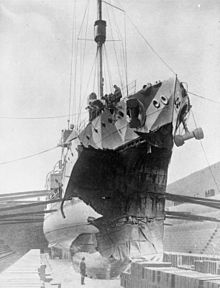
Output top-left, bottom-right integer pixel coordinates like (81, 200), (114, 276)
(161, 95), (168, 105)
(153, 99), (160, 109)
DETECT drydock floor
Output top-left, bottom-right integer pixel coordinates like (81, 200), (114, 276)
(2, 250), (220, 287)
(0, 249), (121, 288)
(42, 253), (121, 288)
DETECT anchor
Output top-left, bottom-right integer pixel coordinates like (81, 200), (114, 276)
(174, 127), (204, 147)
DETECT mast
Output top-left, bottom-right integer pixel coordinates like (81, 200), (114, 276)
(94, 0), (106, 98)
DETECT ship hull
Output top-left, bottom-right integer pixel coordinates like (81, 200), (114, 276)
(44, 198), (164, 278)
(44, 139), (171, 278)
(44, 77), (189, 279)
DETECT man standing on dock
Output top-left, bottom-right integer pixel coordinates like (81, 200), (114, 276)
(80, 257), (86, 285)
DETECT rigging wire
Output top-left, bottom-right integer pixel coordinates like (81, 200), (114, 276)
(188, 91), (220, 105)
(76, 50), (98, 129)
(67, 0), (77, 129)
(102, 0), (125, 12)
(115, 0), (176, 76)
(72, 3), (79, 124)
(103, 45), (113, 90)
(0, 112), (86, 120)
(72, 0), (90, 125)
(0, 146), (58, 165)
(102, 45), (111, 91)
(126, 14), (176, 75)
(103, 48), (109, 92)
(106, 4), (123, 88)
(77, 0), (90, 41)
(77, 0), (90, 126)
(123, 7), (129, 96)
(108, 1), (128, 94)
(92, 50), (98, 92)
(191, 110), (220, 194)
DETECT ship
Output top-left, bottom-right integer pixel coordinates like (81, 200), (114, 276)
(43, 0), (204, 279)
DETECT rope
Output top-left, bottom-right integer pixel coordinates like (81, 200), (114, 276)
(103, 48), (108, 92)
(67, 0), (77, 128)
(191, 110), (220, 194)
(103, 45), (111, 92)
(77, 0), (90, 126)
(76, 0), (90, 40)
(103, 45), (113, 90)
(109, 2), (128, 94)
(123, 10), (129, 96)
(72, 1), (79, 124)
(106, 4), (123, 88)
(103, 0), (125, 12)
(126, 14), (176, 75)
(92, 49), (98, 92)
(189, 91), (220, 104)
(0, 112), (86, 120)
(0, 146), (58, 165)
(115, 0), (176, 75)
(74, 50), (98, 131)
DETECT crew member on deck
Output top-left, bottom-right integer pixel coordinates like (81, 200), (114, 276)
(113, 84), (122, 102)
(80, 257), (86, 285)
(87, 92), (104, 121)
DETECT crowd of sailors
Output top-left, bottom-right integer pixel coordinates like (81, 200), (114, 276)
(87, 85), (122, 121)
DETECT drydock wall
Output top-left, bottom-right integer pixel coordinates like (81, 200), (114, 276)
(167, 161), (220, 205)
(164, 221), (220, 255)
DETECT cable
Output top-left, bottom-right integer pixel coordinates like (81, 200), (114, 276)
(77, 0), (90, 126)
(77, 0), (90, 39)
(127, 14), (176, 75)
(123, 8), (129, 96)
(191, 110), (220, 194)
(188, 91), (220, 104)
(103, 45), (111, 91)
(106, 4), (123, 88)
(103, 0), (125, 12)
(72, 3), (79, 124)
(68, 0), (77, 128)
(115, 0), (176, 76)
(103, 45), (113, 90)
(109, 1), (128, 94)
(0, 112), (86, 120)
(92, 51), (98, 91)
(75, 50), (98, 131)
(0, 146), (58, 165)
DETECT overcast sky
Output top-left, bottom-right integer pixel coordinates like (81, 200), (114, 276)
(0, 0), (220, 194)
